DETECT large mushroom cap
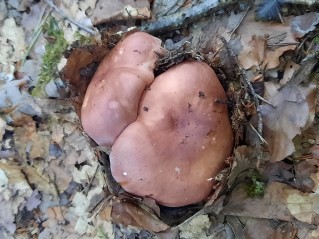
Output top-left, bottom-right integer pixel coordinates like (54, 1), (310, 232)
(110, 61), (233, 207)
(81, 32), (164, 147)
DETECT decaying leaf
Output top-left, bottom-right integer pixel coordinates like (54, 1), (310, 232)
(152, 0), (189, 18)
(179, 214), (219, 239)
(221, 182), (294, 221)
(22, 165), (59, 201)
(242, 218), (277, 239)
(261, 82), (317, 162)
(261, 159), (317, 192)
(283, 187), (319, 225)
(0, 18), (26, 69)
(0, 160), (33, 235)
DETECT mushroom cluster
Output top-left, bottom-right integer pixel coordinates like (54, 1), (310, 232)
(81, 32), (233, 207)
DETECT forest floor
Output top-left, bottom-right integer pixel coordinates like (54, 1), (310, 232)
(1, 0), (319, 238)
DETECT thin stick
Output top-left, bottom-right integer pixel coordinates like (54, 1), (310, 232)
(140, 0), (236, 34)
(44, 0), (96, 35)
(256, 94), (275, 107)
(249, 123), (267, 145)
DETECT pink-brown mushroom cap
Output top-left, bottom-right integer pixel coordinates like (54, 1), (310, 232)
(110, 61), (233, 207)
(81, 32), (165, 147)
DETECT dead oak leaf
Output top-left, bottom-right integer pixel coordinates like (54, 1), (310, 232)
(261, 82), (317, 162)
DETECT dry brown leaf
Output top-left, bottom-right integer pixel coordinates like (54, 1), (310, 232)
(22, 165), (59, 201)
(261, 82), (317, 162)
(0, 160), (33, 235)
(111, 199), (169, 233)
(236, 11), (297, 70)
(262, 45), (297, 70)
(98, 203), (112, 221)
(62, 46), (109, 113)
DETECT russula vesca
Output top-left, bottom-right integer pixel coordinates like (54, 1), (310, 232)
(81, 32), (233, 207)
(110, 61), (233, 207)
(81, 32), (165, 147)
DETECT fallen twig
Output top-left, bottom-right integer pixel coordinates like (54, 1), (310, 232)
(248, 123), (267, 145)
(256, 94), (275, 107)
(44, 0), (96, 35)
(140, 0), (236, 34)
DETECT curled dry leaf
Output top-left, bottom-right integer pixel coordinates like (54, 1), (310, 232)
(261, 82), (317, 162)
(62, 46), (109, 109)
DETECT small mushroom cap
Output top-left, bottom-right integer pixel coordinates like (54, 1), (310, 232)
(81, 32), (164, 146)
(110, 61), (233, 207)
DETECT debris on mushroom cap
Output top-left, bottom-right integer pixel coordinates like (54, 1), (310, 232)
(110, 61), (234, 207)
(81, 32), (165, 147)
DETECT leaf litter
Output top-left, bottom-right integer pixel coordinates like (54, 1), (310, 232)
(1, 0), (319, 238)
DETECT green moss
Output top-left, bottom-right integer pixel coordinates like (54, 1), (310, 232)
(246, 171), (266, 198)
(32, 17), (68, 97)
